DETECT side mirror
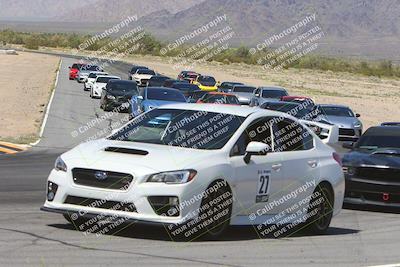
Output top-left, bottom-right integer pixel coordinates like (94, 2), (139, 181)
(342, 142), (354, 149)
(68, 66), (71, 69)
(356, 113), (361, 118)
(244, 141), (269, 164)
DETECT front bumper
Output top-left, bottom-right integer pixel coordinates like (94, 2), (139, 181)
(344, 172), (400, 207)
(338, 128), (361, 141)
(42, 169), (202, 225)
(40, 206), (172, 227)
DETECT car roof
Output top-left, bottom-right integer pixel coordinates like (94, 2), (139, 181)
(159, 103), (287, 117)
(233, 85), (256, 88)
(259, 86), (286, 91)
(364, 126), (400, 136)
(108, 79), (136, 85)
(317, 104), (350, 108)
(96, 75), (120, 79)
(146, 86), (180, 92)
(263, 101), (300, 107)
(207, 92), (235, 96)
(282, 95), (311, 99)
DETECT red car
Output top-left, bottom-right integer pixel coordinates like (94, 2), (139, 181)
(197, 92), (240, 105)
(69, 63), (86, 80)
(177, 71), (200, 83)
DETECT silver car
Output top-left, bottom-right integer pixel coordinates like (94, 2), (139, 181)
(230, 85), (256, 105)
(250, 86), (288, 106)
(77, 65), (102, 83)
(314, 104), (363, 141)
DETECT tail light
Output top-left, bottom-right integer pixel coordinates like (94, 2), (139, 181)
(333, 152), (342, 166)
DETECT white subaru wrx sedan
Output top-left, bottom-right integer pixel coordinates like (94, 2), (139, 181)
(41, 104), (344, 239)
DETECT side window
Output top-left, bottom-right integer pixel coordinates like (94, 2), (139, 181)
(272, 118), (314, 152)
(230, 118), (273, 156)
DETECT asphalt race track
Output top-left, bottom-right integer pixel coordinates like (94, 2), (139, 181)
(0, 57), (399, 266)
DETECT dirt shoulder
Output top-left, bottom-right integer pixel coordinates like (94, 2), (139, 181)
(0, 52), (60, 144)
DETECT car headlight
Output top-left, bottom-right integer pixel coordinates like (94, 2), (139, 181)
(354, 122), (362, 128)
(55, 156), (67, 172)
(106, 95), (116, 100)
(147, 170), (197, 184)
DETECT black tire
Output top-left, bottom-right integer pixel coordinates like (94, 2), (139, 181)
(200, 181), (233, 239)
(306, 183), (334, 234)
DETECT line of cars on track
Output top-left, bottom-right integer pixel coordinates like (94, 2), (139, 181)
(42, 62), (400, 239)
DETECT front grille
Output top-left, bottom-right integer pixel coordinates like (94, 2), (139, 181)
(339, 128), (355, 136)
(65, 195), (136, 212)
(72, 168), (133, 190)
(356, 167), (400, 184)
(140, 79), (149, 85)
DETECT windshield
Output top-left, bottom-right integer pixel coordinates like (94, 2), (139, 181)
(233, 86), (256, 93)
(137, 69), (155, 75)
(198, 76), (216, 85)
(82, 65), (101, 71)
(147, 89), (186, 102)
(109, 82), (138, 93)
(319, 106), (354, 117)
(357, 135), (400, 149)
(263, 103), (309, 118)
(262, 90), (287, 98)
(109, 109), (244, 149)
(96, 77), (119, 83)
(89, 72), (106, 78)
(202, 94), (240, 105)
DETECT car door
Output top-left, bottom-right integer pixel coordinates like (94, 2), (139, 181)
(229, 117), (285, 217)
(268, 118), (319, 212)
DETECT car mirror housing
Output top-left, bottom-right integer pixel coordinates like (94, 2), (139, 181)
(356, 113), (361, 117)
(244, 141), (269, 164)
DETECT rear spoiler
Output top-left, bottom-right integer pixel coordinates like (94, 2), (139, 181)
(300, 120), (339, 145)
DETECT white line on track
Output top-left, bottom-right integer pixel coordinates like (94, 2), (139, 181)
(30, 58), (62, 146)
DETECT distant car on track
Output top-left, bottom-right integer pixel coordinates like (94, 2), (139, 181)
(313, 104), (362, 141)
(250, 87), (288, 106)
(192, 75), (218, 91)
(171, 82), (200, 99)
(218, 82), (244, 93)
(163, 79), (188, 88)
(84, 71), (108, 91)
(177, 71), (199, 83)
(128, 65), (148, 80)
(90, 75), (121, 99)
(69, 63), (85, 80)
(77, 65), (102, 83)
(197, 92), (240, 105)
(342, 126), (400, 208)
(42, 104), (344, 239)
(147, 75), (171, 87)
(100, 80), (139, 112)
(381, 122), (400, 126)
(230, 85), (257, 105)
(128, 87), (187, 118)
(186, 90), (208, 103)
(132, 69), (156, 87)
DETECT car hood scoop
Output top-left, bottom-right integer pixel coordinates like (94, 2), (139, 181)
(104, 146), (148, 155)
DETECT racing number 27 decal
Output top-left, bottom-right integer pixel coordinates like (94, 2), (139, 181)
(256, 170), (270, 203)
